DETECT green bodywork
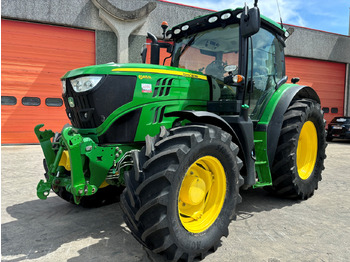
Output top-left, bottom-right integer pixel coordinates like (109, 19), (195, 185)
(62, 63), (210, 140)
(253, 83), (297, 187)
(35, 63), (211, 204)
(35, 123), (140, 204)
(35, 7), (295, 203)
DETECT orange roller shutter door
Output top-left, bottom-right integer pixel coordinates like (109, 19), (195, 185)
(1, 19), (95, 144)
(285, 57), (346, 124)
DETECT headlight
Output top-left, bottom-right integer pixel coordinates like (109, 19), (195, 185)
(70, 76), (103, 93)
(62, 80), (66, 94)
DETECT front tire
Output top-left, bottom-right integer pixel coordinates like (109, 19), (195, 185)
(270, 99), (326, 199)
(121, 125), (242, 261)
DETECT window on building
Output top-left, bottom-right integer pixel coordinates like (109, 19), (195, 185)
(322, 107), (329, 113)
(1, 96), (17, 105)
(331, 107), (338, 114)
(22, 97), (41, 106)
(45, 98), (63, 107)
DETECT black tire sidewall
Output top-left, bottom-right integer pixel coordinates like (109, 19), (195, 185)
(166, 138), (238, 252)
(293, 101), (325, 193)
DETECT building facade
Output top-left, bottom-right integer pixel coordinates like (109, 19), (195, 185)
(1, 0), (350, 143)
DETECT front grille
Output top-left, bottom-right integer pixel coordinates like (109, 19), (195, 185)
(63, 75), (137, 129)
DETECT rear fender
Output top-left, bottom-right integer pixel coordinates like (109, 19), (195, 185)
(257, 85), (320, 168)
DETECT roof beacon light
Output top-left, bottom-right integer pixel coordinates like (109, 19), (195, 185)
(161, 21), (169, 28)
(208, 16), (218, 23)
(161, 21), (169, 39)
(221, 13), (231, 20)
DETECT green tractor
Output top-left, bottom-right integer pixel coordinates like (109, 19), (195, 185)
(35, 2), (326, 261)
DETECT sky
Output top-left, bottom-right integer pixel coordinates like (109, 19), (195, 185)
(165, 0), (350, 36)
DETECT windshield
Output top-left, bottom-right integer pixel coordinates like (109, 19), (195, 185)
(172, 24), (240, 81)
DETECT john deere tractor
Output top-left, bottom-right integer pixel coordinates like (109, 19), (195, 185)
(35, 2), (326, 261)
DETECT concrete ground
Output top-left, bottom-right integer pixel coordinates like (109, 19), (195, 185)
(2, 140), (350, 262)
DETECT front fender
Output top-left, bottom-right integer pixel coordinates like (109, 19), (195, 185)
(165, 110), (236, 138)
(164, 110), (256, 186)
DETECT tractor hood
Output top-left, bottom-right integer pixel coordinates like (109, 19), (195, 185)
(61, 62), (210, 144)
(62, 62), (207, 81)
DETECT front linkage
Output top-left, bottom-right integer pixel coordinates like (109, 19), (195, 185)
(34, 124), (135, 204)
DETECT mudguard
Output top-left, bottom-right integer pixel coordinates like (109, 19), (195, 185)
(165, 110), (237, 138)
(165, 110), (256, 186)
(256, 85), (320, 168)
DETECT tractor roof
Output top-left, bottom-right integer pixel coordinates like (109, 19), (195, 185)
(169, 7), (287, 40)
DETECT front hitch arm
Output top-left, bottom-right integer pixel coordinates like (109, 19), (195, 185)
(61, 127), (98, 204)
(34, 124), (55, 166)
(35, 124), (123, 204)
(35, 124), (58, 199)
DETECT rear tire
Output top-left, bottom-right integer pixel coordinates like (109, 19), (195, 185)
(270, 99), (326, 199)
(121, 125), (243, 261)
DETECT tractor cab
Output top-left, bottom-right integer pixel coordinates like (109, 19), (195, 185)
(147, 6), (287, 121)
(142, 6), (289, 187)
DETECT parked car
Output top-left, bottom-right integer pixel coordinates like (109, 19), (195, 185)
(326, 117), (350, 141)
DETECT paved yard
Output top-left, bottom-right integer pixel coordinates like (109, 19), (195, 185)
(2, 140), (350, 262)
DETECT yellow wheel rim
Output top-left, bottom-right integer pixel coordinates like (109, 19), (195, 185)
(297, 121), (318, 180)
(178, 156), (226, 233)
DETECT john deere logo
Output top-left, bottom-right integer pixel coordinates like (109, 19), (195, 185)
(138, 75), (152, 80)
(68, 97), (75, 108)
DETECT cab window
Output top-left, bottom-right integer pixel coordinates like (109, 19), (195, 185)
(247, 28), (285, 120)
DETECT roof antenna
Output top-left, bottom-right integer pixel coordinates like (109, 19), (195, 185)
(276, 0), (284, 29)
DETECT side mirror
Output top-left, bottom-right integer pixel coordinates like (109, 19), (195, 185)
(240, 4), (261, 38)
